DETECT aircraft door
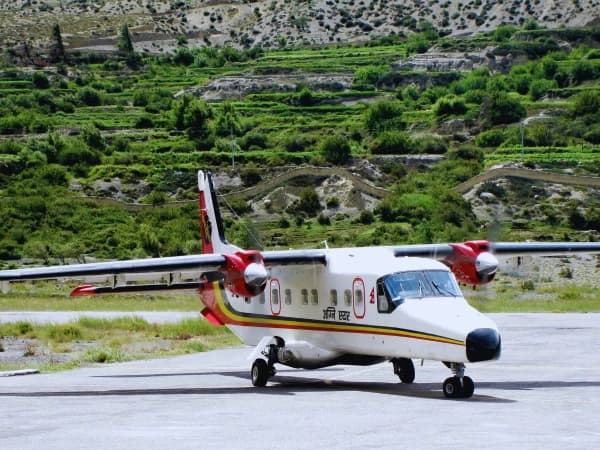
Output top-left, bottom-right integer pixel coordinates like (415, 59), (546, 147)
(352, 277), (365, 319)
(270, 279), (281, 316)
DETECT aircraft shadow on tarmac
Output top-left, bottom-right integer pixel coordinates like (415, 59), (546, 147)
(3, 369), (600, 402)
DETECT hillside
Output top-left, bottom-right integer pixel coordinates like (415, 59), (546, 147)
(0, 0), (599, 54)
(1, 14), (600, 267)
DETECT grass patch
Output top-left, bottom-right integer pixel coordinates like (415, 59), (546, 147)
(0, 289), (200, 311)
(0, 316), (241, 373)
(465, 283), (600, 313)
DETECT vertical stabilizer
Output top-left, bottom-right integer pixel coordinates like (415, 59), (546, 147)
(198, 170), (239, 255)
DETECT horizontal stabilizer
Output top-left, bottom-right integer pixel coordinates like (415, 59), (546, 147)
(70, 282), (205, 297)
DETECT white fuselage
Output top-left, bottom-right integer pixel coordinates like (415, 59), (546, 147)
(217, 247), (498, 366)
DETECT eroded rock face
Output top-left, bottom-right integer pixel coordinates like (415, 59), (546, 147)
(178, 73), (354, 101)
(392, 51), (488, 72)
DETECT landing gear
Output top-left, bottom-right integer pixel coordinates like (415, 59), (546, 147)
(392, 358), (415, 384)
(251, 359), (269, 387)
(442, 362), (475, 398)
(250, 337), (283, 387)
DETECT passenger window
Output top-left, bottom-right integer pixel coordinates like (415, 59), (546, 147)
(285, 289), (292, 305)
(258, 292), (265, 304)
(344, 289), (352, 306)
(329, 289), (338, 306)
(301, 289), (308, 305)
(311, 289), (318, 305)
(272, 289), (279, 304)
(355, 289), (363, 305)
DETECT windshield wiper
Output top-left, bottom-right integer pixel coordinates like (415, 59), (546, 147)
(431, 281), (457, 297)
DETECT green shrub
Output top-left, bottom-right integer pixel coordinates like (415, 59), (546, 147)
(370, 131), (413, 154)
(359, 210), (375, 224)
(434, 95), (467, 116)
(320, 134), (351, 164)
(572, 91), (600, 116)
(240, 167), (262, 186)
(475, 129), (507, 147)
(79, 87), (102, 106)
(32, 72), (50, 89)
(482, 92), (526, 126)
(293, 87), (316, 106)
(173, 47), (194, 66)
(133, 90), (150, 107)
(284, 134), (314, 152)
(365, 99), (405, 134)
(240, 132), (268, 150)
(412, 135), (448, 154)
(529, 79), (557, 100)
(135, 115), (155, 129)
(58, 143), (101, 166)
(571, 60), (597, 84)
(292, 188), (322, 217)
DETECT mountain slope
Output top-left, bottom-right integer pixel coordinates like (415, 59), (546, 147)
(1, 0), (599, 53)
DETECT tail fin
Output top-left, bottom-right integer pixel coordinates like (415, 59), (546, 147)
(198, 170), (239, 255)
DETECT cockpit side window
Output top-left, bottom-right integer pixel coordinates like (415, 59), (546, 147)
(376, 280), (391, 313)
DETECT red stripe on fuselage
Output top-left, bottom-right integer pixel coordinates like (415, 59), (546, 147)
(198, 282), (464, 346)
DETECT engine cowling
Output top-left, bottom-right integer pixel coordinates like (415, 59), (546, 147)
(445, 240), (499, 286)
(222, 250), (268, 297)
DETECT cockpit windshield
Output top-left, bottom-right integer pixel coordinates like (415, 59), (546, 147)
(382, 270), (461, 306)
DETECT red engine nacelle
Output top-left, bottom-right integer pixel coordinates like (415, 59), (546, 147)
(445, 240), (499, 286)
(222, 250), (268, 298)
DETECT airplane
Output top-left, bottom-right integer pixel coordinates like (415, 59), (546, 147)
(1, 170), (600, 399)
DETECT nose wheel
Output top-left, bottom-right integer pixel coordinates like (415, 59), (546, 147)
(442, 362), (475, 398)
(443, 375), (474, 398)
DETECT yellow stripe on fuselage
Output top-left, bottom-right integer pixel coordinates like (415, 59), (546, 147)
(211, 282), (464, 347)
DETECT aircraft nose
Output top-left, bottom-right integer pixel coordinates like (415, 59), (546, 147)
(466, 328), (501, 362)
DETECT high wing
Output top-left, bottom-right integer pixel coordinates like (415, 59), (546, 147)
(390, 240), (600, 286)
(0, 249), (329, 296)
(391, 241), (600, 258)
(0, 254), (226, 282)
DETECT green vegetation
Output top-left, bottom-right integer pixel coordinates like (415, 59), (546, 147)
(0, 315), (240, 372)
(466, 284), (600, 313)
(0, 25), (599, 263)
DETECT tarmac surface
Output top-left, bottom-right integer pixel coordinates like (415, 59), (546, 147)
(1, 313), (600, 449)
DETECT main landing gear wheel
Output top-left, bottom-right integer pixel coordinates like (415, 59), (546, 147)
(443, 376), (474, 399)
(251, 359), (269, 387)
(392, 358), (415, 384)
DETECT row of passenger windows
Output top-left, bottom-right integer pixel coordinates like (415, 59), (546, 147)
(258, 288), (364, 306)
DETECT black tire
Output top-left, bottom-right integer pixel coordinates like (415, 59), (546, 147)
(398, 358), (415, 384)
(443, 376), (460, 398)
(251, 359), (269, 387)
(461, 376), (475, 398)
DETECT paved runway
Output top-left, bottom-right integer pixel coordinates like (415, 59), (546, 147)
(1, 313), (599, 449)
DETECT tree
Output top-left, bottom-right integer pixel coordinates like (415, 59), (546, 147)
(571, 60), (597, 84)
(117, 24), (134, 54)
(117, 24), (140, 68)
(32, 72), (50, 89)
(172, 94), (213, 139)
(296, 188), (322, 217)
(320, 134), (351, 164)
(370, 131), (413, 154)
(480, 92), (526, 126)
(364, 100), (405, 135)
(214, 102), (241, 137)
(51, 23), (66, 63)
(573, 91), (600, 116)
